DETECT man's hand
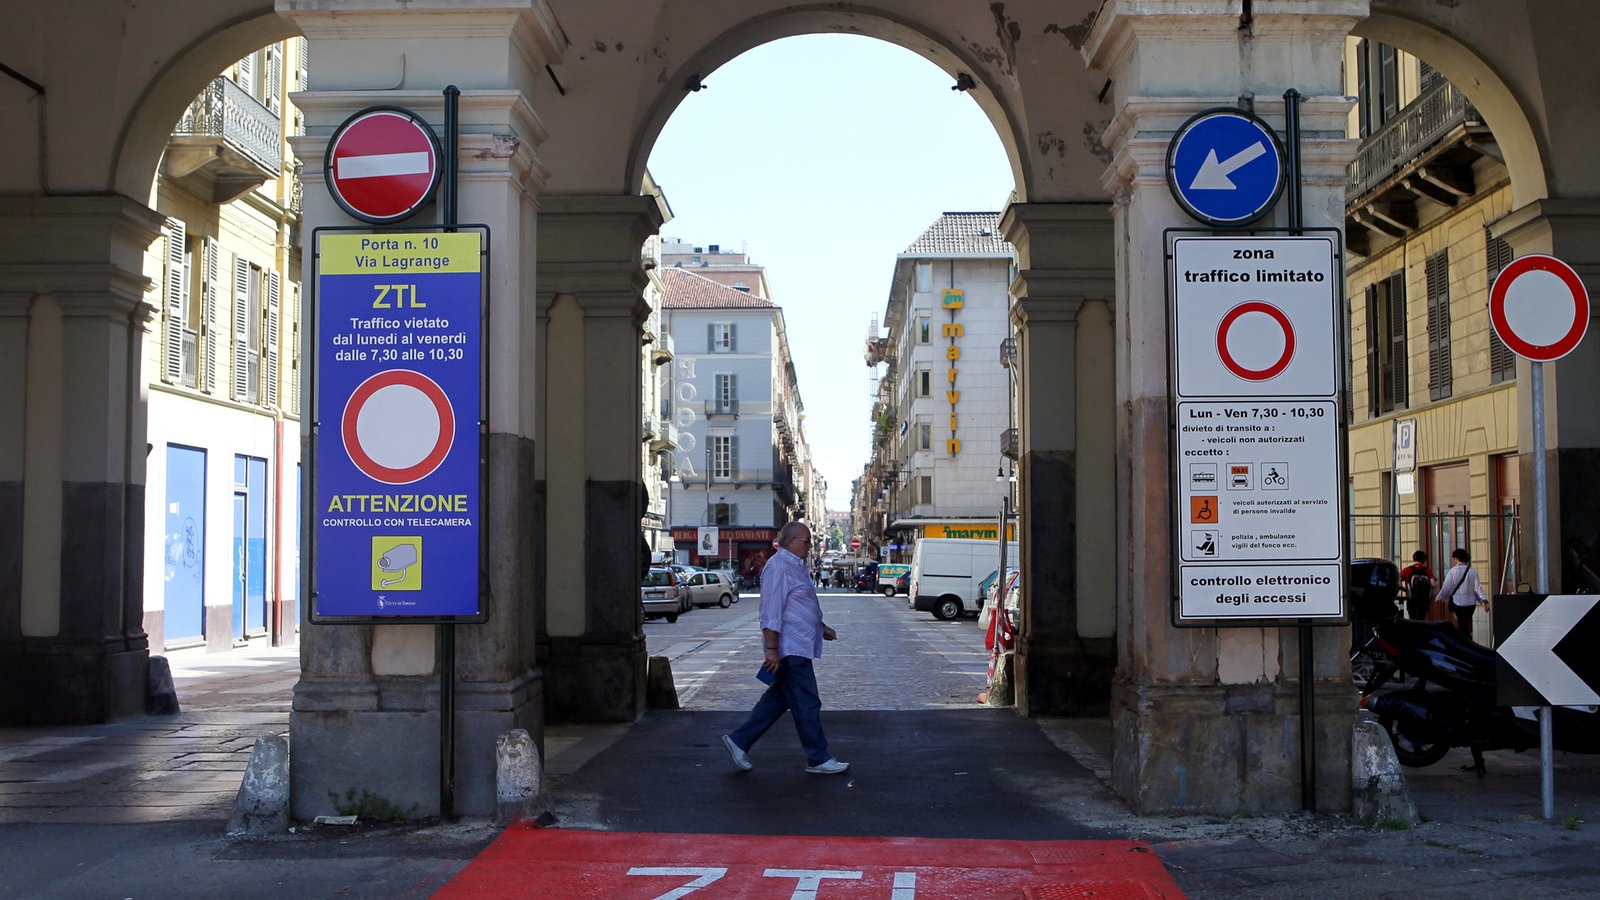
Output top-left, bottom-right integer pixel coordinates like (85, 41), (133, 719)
(762, 647), (780, 672)
(823, 625), (837, 641)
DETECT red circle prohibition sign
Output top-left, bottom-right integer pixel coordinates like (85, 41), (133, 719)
(1489, 254), (1590, 362)
(341, 369), (456, 484)
(1216, 301), (1296, 381)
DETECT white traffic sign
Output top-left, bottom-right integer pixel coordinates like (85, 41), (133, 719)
(1489, 254), (1589, 362)
(1172, 235), (1338, 399)
(325, 107), (442, 225)
(1497, 595), (1600, 706)
(1168, 233), (1346, 623)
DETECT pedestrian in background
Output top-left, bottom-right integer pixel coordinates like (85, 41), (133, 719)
(1438, 547), (1489, 636)
(1399, 550), (1436, 621)
(722, 521), (849, 775)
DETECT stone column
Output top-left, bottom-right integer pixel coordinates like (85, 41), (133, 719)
(1000, 203), (1117, 716)
(1492, 200), (1600, 590)
(281, 1), (559, 818)
(1084, 1), (1366, 814)
(0, 195), (163, 724)
(536, 194), (663, 723)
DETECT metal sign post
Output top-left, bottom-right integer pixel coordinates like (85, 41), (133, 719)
(1488, 252), (1589, 819)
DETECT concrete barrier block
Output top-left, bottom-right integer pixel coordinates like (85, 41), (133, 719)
(1351, 711), (1418, 825)
(227, 734), (290, 835)
(646, 655), (679, 710)
(146, 656), (179, 715)
(496, 728), (552, 826)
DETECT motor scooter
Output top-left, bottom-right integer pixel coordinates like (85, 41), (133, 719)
(1360, 616), (1600, 773)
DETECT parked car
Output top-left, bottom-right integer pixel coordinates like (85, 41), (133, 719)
(682, 569), (739, 608)
(894, 570), (910, 596)
(642, 568), (687, 623)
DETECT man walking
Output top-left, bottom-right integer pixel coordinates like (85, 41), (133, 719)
(722, 521), (849, 775)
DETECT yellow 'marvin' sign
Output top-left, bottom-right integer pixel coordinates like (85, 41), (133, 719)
(924, 524), (1016, 540)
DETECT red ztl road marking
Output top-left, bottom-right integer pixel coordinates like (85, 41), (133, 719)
(436, 829), (1185, 898)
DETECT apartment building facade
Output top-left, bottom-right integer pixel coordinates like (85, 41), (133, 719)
(861, 213), (1015, 561)
(143, 39), (305, 652)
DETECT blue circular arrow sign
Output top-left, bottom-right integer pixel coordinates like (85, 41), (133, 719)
(1166, 107), (1286, 228)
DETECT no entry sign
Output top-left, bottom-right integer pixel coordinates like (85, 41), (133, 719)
(1490, 254), (1590, 362)
(325, 107), (442, 225)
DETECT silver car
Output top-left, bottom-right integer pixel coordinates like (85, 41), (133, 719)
(682, 570), (739, 608)
(642, 568), (686, 623)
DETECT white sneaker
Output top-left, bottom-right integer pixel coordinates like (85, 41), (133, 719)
(805, 758), (849, 775)
(722, 734), (752, 771)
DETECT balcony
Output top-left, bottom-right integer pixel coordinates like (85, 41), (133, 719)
(649, 418), (679, 451)
(1000, 336), (1017, 369)
(651, 331), (674, 365)
(1001, 427), (1019, 461)
(164, 76), (283, 204)
(1344, 79), (1496, 256)
(704, 399), (739, 417)
(865, 335), (892, 367)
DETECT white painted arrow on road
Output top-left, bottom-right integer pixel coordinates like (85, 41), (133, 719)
(1189, 142), (1268, 190)
(1499, 595), (1600, 705)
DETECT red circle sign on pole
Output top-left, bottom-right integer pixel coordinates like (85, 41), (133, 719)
(325, 107), (442, 224)
(1490, 254), (1590, 362)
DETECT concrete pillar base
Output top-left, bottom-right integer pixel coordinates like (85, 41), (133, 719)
(1017, 638), (1115, 717)
(1110, 678), (1356, 815)
(541, 634), (646, 723)
(290, 668), (541, 820)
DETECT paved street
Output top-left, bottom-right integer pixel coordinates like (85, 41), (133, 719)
(5, 587), (1600, 896)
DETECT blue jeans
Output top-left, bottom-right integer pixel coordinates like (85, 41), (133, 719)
(727, 656), (831, 767)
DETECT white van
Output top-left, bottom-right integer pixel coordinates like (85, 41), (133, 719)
(909, 537), (1018, 620)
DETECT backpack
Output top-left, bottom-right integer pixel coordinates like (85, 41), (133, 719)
(1408, 568), (1432, 603)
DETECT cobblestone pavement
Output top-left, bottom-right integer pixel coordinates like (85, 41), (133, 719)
(4, 591), (1600, 898)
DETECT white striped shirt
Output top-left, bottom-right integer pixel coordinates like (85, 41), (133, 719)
(760, 548), (825, 659)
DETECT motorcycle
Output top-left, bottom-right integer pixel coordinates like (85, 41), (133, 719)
(1359, 615), (1600, 773)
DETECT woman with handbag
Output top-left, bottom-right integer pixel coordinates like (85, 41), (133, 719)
(1437, 547), (1489, 637)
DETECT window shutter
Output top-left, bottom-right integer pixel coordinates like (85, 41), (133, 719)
(162, 219), (187, 384)
(266, 44), (282, 114)
(1364, 285), (1380, 418)
(707, 323), (715, 352)
(236, 52), (253, 89)
(729, 503), (738, 524)
(1388, 272), (1408, 410)
(1378, 43), (1399, 125)
(1355, 39), (1371, 139)
(266, 271), (281, 407)
(232, 256), (250, 401)
(1486, 227), (1517, 382)
(730, 435), (739, 477)
(728, 373), (737, 411)
(728, 323), (737, 351)
(296, 37), (309, 90)
(290, 285), (301, 414)
(202, 238), (219, 393)
(1425, 252), (1452, 400)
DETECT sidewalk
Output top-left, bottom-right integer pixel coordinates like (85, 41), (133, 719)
(3, 641), (1600, 898)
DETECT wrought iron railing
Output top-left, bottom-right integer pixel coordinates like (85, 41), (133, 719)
(174, 76), (282, 173)
(1346, 79), (1480, 202)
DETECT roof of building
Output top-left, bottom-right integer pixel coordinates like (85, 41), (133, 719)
(662, 267), (777, 309)
(901, 212), (1013, 256)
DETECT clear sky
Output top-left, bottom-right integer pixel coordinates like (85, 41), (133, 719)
(645, 34), (1015, 513)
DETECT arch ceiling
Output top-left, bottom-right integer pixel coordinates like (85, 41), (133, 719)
(532, 0), (1112, 203)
